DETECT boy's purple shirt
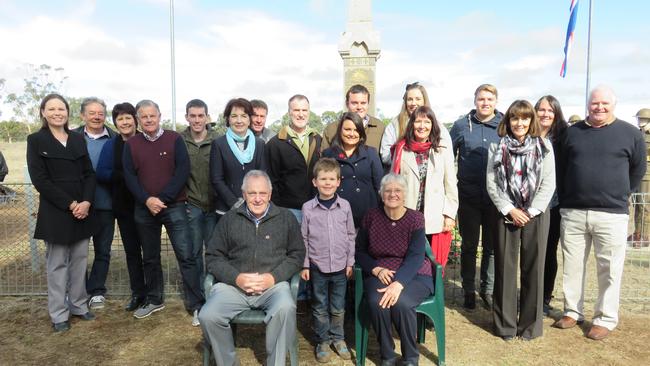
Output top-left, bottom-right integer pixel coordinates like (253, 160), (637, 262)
(300, 195), (356, 272)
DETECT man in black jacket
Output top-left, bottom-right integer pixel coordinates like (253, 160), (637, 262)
(199, 170), (305, 366)
(266, 94), (321, 222)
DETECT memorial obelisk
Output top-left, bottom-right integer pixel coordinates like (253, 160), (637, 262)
(338, 0), (380, 115)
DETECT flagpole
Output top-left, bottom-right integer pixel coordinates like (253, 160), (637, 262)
(169, 0), (177, 130)
(584, 0), (593, 115)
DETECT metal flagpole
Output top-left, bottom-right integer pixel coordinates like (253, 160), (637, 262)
(170, 0), (177, 130)
(584, 0), (593, 116)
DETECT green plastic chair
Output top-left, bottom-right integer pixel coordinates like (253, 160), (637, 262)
(354, 241), (446, 365)
(202, 272), (301, 366)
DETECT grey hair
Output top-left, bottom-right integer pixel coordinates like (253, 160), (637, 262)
(589, 85), (617, 106)
(135, 99), (161, 114)
(379, 173), (408, 196)
(80, 97), (107, 114)
(241, 170), (273, 192)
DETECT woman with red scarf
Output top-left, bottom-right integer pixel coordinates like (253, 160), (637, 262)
(390, 105), (458, 269)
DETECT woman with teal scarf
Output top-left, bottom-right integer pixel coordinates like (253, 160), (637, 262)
(210, 98), (266, 215)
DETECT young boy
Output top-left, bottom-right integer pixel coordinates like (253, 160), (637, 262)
(301, 158), (356, 363)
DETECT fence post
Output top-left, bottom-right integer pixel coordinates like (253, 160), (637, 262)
(24, 166), (40, 272)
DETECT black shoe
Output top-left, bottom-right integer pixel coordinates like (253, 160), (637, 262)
(72, 312), (96, 321)
(53, 321), (70, 332)
(125, 297), (146, 312)
(463, 293), (476, 310)
(380, 358), (397, 366)
(501, 335), (514, 341)
(480, 293), (493, 310)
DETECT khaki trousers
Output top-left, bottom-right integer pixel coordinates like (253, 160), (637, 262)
(560, 209), (628, 330)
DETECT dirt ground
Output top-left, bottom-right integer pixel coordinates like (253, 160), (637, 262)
(1, 296), (649, 366)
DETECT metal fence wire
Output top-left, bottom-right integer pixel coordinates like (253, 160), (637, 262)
(1, 183), (649, 311)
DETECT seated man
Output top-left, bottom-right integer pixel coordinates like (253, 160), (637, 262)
(199, 170), (305, 366)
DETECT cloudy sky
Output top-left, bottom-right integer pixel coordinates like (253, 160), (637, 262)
(1, 0), (648, 125)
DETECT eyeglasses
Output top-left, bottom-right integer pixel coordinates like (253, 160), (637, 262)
(383, 189), (404, 196)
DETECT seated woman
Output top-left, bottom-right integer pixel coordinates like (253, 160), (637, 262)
(322, 112), (382, 227)
(356, 173), (433, 366)
(391, 105), (458, 270)
(486, 100), (555, 341)
(210, 98), (266, 215)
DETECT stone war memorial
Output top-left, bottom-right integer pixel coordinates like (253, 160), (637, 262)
(339, 0), (380, 115)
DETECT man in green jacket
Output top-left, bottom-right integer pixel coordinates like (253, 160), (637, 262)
(180, 99), (220, 326)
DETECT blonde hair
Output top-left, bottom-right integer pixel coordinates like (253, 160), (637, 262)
(474, 84), (498, 99)
(397, 83), (430, 138)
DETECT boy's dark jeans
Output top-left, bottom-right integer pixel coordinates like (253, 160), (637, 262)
(309, 265), (347, 344)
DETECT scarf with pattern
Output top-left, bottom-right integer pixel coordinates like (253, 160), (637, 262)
(493, 135), (546, 209)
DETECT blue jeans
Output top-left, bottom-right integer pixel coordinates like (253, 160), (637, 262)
(86, 209), (115, 296)
(310, 265), (347, 343)
(134, 202), (204, 312)
(186, 204), (218, 277)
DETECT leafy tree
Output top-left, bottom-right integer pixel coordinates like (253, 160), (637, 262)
(4, 64), (68, 133)
(320, 110), (341, 127)
(210, 113), (227, 136)
(270, 112), (323, 134)
(0, 120), (31, 142)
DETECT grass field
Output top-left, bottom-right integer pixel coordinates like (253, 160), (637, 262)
(1, 141), (27, 183)
(1, 296), (649, 365)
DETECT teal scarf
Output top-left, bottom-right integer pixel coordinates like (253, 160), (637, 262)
(226, 128), (255, 165)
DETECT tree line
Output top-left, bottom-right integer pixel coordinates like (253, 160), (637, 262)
(1, 64), (399, 143)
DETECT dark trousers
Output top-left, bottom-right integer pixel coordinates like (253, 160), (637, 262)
(86, 209), (115, 296)
(309, 266), (347, 344)
(115, 211), (146, 299)
(134, 202), (204, 312)
(458, 201), (496, 295)
(365, 275), (432, 364)
(493, 211), (549, 339)
(543, 206), (561, 302)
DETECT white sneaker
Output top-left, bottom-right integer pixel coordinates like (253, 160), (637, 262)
(192, 309), (200, 327)
(88, 295), (105, 310)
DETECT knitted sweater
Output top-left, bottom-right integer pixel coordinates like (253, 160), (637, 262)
(356, 208), (431, 287)
(205, 203), (305, 286)
(558, 119), (646, 213)
(123, 130), (189, 204)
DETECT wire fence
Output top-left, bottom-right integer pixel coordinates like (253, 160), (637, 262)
(1, 183), (649, 311)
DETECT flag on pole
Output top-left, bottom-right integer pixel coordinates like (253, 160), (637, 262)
(560, 0), (579, 77)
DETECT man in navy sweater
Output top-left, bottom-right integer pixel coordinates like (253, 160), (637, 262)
(553, 86), (646, 340)
(123, 99), (204, 321)
(74, 97), (117, 311)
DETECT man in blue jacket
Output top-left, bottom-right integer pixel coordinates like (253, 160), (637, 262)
(450, 84), (503, 310)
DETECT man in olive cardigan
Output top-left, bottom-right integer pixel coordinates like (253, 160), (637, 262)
(199, 170), (305, 366)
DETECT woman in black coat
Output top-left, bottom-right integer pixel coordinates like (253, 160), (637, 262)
(27, 93), (98, 332)
(210, 98), (266, 214)
(322, 112), (383, 227)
